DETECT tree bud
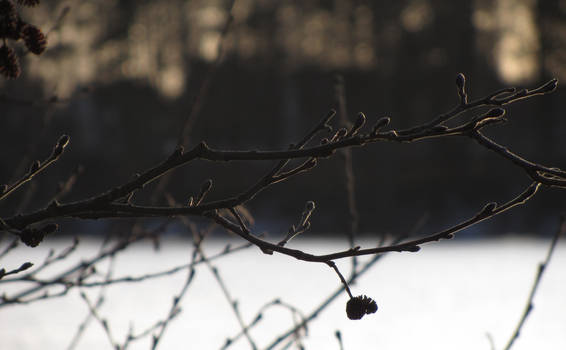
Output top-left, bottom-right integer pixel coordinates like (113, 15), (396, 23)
(484, 108), (505, 118)
(456, 73), (466, 90)
(29, 160), (40, 173)
(539, 78), (558, 93)
(57, 134), (70, 149)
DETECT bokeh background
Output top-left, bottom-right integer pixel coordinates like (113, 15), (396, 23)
(1, 0), (565, 237)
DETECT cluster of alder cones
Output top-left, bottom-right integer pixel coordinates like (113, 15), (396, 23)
(0, 0), (46, 79)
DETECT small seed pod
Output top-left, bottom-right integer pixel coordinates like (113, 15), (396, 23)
(22, 24), (47, 55)
(0, 45), (21, 79)
(346, 295), (378, 320)
(20, 228), (44, 247)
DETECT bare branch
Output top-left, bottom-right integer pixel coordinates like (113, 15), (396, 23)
(502, 215), (566, 350)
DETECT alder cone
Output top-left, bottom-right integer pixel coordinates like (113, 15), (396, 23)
(346, 295), (378, 320)
(17, 0), (40, 6)
(22, 24), (46, 55)
(0, 44), (21, 79)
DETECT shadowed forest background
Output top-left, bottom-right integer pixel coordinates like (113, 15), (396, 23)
(1, 0), (565, 236)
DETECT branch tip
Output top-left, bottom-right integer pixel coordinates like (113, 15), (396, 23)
(538, 78), (558, 94)
(57, 134), (70, 149)
(371, 116), (390, 135)
(456, 73), (466, 90)
(348, 112), (366, 136)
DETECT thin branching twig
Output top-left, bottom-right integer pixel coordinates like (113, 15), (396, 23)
(502, 215), (566, 350)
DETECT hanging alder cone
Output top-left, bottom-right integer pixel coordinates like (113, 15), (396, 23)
(0, 0), (20, 39)
(346, 295), (378, 320)
(22, 24), (46, 54)
(0, 44), (21, 79)
(0, 0), (46, 78)
(17, 0), (40, 6)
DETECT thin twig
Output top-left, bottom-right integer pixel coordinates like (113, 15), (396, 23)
(502, 215), (566, 350)
(208, 182), (540, 263)
(333, 74), (360, 277)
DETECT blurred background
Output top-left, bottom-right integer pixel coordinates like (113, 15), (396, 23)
(1, 0), (565, 237)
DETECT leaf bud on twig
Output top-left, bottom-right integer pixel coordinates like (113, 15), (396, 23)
(304, 200), (315, 213)
(484, 108), (506, 119)
(455, 73), (466, 91)
(195, 179), (213, 205)
(456, 73), (467, 104)
(29, 160), (40, 174)
(383, 130), (398, 138)
(479, 202), (498, 216)
(57, 134), (70, 149)
(515, 89), (528, 98)
(538, 78), (558, 93)
(168, 145), (184, 160)
(371, 117), (391, 135)
(200, 179), (212, 195)
(404, 245), (421, 252)
(52, 134), (70, 157)
(349, 112), (366, 136)
(522, 182), (540, 198)
(18, 262), (34, 271)
(336, 127), (348, 140)
(304, 158), (317, 170)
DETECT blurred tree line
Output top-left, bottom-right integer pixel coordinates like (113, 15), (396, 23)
(1, 0), (565, 236)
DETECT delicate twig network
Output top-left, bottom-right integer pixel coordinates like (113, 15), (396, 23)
(1, 75), (564, 329)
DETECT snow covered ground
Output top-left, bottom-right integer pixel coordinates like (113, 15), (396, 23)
(1, 236), (565, 350)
